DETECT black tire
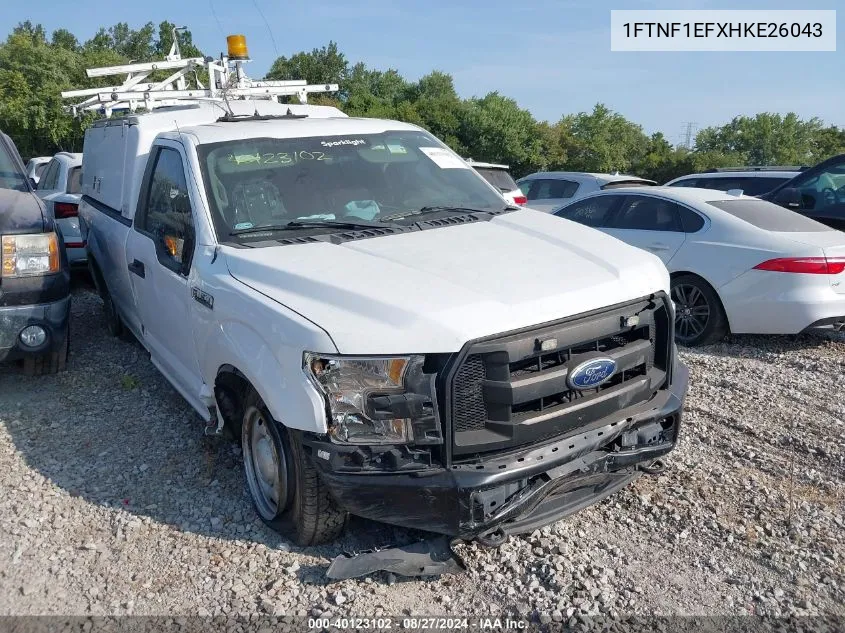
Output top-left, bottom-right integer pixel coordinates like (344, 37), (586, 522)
(241, 387), (347, 546)
(671, 274), (728, 346)
(23, 329), (69, 376)
(102, 288), (124, 337)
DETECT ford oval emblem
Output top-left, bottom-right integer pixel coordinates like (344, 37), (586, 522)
(567, 357), (617, 390)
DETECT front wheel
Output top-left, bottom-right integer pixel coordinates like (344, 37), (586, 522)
(241, 388), (347, 546)
(671, 274), (727, 346)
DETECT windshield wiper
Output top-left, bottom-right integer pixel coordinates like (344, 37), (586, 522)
(229, 219), (399, 236)
(379, 206), (506, 222)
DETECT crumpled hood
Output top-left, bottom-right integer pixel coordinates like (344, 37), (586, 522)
(225, 210), (670, 353)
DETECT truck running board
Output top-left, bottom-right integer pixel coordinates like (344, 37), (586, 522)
(326, 537), (465, 580)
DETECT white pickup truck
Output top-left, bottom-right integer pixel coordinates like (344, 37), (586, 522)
(79, 98), (688, 547)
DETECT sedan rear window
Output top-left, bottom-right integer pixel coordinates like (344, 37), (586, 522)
(67, 167), (82, 194)
(701, 177), (791, 196)
(708, 199), (829, 232)
(473, 167), (518, 192)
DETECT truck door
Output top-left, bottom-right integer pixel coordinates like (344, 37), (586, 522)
(125, 144), (205, 409)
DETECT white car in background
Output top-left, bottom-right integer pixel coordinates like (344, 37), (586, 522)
(35, 152), (85, 267)
(517, 172), (656, 212)
(665, 167), (805, 197)
(465, 160), (526, 206)
(25, 156), (51, 187)
(554, 187), (845, 345)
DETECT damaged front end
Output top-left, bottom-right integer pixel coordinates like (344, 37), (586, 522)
(305, 294), (688, 548)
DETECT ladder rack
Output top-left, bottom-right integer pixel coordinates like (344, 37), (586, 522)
(61, 28), (338, 117)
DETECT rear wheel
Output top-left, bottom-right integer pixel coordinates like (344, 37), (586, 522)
(671, 274), (727, 346)
(241, 387), (347, 546)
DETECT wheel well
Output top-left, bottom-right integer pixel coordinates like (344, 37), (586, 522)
(669, 271), (731, 333)
(214, 365), (252, 440)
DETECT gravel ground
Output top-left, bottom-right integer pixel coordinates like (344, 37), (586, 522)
(0, 283), (843, 621)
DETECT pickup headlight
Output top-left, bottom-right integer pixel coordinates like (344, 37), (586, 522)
(1, 233), (60, 277)
(304, 353), (441, 446)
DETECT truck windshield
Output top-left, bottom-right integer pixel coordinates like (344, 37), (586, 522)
(197, 131), (507, 240)
(0, 140), (27, 192)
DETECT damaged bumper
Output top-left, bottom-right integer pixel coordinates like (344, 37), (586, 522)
(309, 361), (688, 540)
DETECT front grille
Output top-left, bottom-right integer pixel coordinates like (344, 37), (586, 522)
(453, 355), (488, 432)
(509, 326), (653, 421)
(447, 294), (672, 457)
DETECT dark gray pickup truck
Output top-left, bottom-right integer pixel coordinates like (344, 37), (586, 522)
(0, 132), (70, 375)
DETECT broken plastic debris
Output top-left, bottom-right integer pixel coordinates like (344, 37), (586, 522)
(326, 536), (465, 580)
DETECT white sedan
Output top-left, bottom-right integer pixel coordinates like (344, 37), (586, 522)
(553, 187), (845, 345)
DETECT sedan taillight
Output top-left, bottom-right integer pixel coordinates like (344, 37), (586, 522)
(513, 195), (527, 205)
(54, 202), (78, 219)
(754, 257), (845, 275)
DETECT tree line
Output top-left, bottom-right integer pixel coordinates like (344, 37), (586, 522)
(2, 23), (844, 181)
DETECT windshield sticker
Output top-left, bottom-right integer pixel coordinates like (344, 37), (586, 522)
(234, 222), (254, 230)
(419, 147), (468, 169)
(320, 139), (367, 148)
(387, 144), (407, 154)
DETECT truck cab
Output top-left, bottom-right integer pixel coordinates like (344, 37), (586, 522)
(72, 47), (687, 547)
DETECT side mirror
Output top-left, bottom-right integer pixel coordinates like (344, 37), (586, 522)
(774, 187), (802, 209)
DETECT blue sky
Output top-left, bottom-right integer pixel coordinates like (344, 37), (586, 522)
(3, 0), (842, 143)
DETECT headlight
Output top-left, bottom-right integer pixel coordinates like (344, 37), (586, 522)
(304, 353), (441, 446)
(1, 233), (60, 278)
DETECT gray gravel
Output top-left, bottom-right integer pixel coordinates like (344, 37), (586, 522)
(0, 284), (843, 619)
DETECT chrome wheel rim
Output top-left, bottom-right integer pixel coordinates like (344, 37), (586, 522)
(672, 283), (711, 344)
(242, 406), (287, 520)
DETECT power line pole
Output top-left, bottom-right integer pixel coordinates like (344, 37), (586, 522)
(680, 122), (698, 149)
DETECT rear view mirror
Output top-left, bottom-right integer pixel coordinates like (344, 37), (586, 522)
(774, 187), (801, 209)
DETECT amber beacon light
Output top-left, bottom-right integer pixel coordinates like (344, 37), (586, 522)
(227, 35), (250, 60)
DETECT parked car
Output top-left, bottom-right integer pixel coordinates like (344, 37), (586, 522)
(666, 166), (805, 197)
(0, 132), (71, 375)
(764, 154), (845, 231)
(517, 172), (657, 212)
(34, 152), (85, 267)
(554, 187), (845, 346)
(25, 156), (51, 187)
(465, 160), (526, 206)
(79, 97), (687, 547)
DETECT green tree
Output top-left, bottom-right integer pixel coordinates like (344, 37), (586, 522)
(51, 29), (79, 52)
(460, 92), (543, 176)
(559, 104), (650, 173)
(695, 112), (825, 165)
(266, 41), (348, 86)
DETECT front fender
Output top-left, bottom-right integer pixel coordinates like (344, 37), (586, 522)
(205, 320), (330, 434)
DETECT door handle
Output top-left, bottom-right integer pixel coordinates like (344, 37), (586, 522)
(128, 259), (146, 278)
(646, 243), (671, 252)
